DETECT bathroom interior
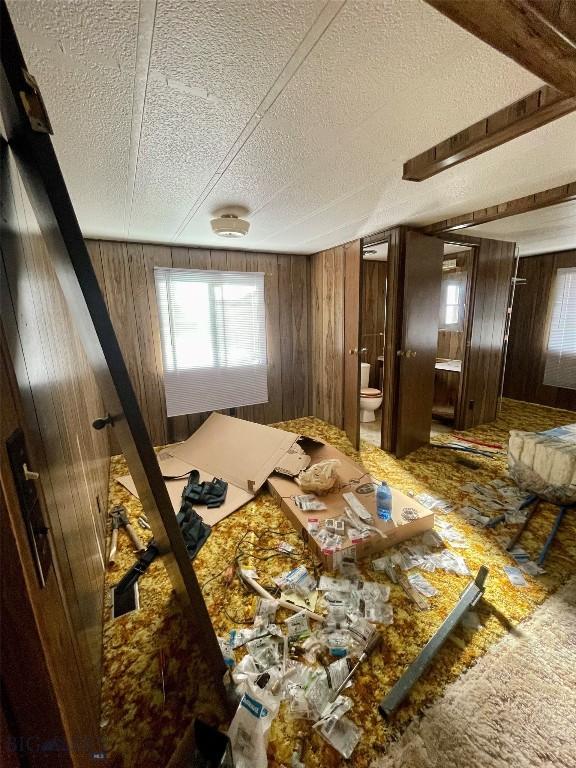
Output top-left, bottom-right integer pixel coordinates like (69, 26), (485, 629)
(431, 246), (473, 435)
(359, 242), (387, 447)
(359, 242), (474, 447)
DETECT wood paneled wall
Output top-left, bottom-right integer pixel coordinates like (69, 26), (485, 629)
(437, 330), (464, 360)
(88, 240), (310, 446)
(1, 150), (109, 728)
(361, 260), (387, 388)
(504, 250), (576, 410)
(458, 238), (516, 429)
(309, 244), (347, 427)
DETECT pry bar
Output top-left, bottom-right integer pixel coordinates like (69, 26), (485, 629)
(379, 565), (488, 719)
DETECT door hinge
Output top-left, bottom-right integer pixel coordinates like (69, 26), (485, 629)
(19, 69), (53, 134)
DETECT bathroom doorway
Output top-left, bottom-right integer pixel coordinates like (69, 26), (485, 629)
(431, 244), (475, 436)
(359, 241), (387, 447)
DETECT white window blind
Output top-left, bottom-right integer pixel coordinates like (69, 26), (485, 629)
(544, 267), (576, 390)
(154, 267), (268, 416)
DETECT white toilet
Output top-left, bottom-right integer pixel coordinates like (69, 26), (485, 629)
(360, 362), (383, 422)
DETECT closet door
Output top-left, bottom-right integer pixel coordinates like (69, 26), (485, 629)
(0, 2), (227, 703)
(395, 231), (444, 457)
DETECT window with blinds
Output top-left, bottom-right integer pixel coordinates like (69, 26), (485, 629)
(543, 266), (576, 390)
(154, 267), (268, 417)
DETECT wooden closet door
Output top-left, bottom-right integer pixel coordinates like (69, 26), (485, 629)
(395, 231), (444, 457)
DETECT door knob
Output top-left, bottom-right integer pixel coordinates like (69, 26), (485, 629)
(349, 348), (358, 355)
(396, 350), (405, 357)
(92, 413), (114, 430)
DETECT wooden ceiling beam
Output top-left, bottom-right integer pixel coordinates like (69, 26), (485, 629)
(424, 0), (576, 95)
(423, 180), (576, 234)
(403, 85), (576, 181)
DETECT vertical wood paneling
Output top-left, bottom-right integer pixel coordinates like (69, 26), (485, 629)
(90, 241), (310, 444)
(309, 242), (350, 428)
(504, 250), (576, 410)
(460, 239), (516, 428)
(291, 255), (309, 418)
(1, 152), (109, 727)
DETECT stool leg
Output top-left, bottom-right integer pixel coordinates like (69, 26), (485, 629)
(537, 506), (568, 566)
(506, 495), (539, 552)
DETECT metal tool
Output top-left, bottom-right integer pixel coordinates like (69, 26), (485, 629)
(108, 505), (145, 565)
(537, 502), (575, 566)
(379, 566), (488, 719)
(505, 495), (539, 551)
(330, 630), (381, 701)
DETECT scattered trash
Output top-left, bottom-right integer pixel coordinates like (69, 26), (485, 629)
(228, 680), (280, 768)
(294, 494), (327, 512)
(503, 565), (528, 587)
(298, 459), (340, 494)
(408, 572), (438, 598)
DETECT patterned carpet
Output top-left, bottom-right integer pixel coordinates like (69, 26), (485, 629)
(100, 399), (576, 767)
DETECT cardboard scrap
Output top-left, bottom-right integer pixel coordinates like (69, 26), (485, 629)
(115, 413), (316, 526)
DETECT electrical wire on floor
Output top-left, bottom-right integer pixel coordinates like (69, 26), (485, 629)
(199, 524), (320, 626)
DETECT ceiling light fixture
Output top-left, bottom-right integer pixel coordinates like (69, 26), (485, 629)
(211, 207), (250, 238)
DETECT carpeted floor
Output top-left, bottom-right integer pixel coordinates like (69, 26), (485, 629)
(100, 399), (576, 767)
(373, 576), (576, 768)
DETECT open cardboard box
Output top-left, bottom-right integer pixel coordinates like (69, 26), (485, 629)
(116, 413), (434, 565)
(267, 440), (435, 569)
(115, 413), (317, 526)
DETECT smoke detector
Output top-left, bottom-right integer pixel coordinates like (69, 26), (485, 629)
(211, 208), (250, 238)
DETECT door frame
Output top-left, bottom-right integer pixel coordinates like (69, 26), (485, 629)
(343, 239), (363, 450)
(361, 227), (404, 452)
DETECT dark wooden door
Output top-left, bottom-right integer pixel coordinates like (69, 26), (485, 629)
(0, 0), (226, 705)
(457, 238), (516, 428)
(395, 231), (444, 457)
(343, 240), (362, 449)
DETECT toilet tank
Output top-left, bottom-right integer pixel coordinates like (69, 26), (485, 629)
(361, 362), (370, 389)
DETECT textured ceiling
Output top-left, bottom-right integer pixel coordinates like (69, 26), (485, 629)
(7, 0), (576, 254)
(466, 201), (576, 257)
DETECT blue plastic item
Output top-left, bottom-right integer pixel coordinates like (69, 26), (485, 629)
(376, 481), (392, 521)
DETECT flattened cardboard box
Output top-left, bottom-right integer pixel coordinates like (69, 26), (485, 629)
(115, 413), (317, 526)
(267, 439), (435, 569)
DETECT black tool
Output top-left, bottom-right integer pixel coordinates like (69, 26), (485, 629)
(115, 541), (159, 595)
(182, 470), (228, 509)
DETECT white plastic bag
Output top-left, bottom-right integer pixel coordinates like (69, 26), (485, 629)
(227, 681), (280, 768)
(297, 459), (340, 494)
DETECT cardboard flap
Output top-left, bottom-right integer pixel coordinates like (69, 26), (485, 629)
(275, 442), (311, 477)
(155, 451), (193, 479)
(168, 412), (301, 492)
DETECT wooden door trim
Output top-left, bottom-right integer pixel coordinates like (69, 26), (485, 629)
(343, 239), (362, 449)
(453, 246), (479, 429)
(361, 227), (404, 452)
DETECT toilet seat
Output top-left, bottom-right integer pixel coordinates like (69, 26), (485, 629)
(360, 387), (382, 398)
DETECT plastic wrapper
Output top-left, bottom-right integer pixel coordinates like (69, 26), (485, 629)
(508, 427), (576, 505)
(319, 715), (362, 758)
(408, 572), (438, 598)
(297, 459), (341, 494)
(227, 681), (280, 768)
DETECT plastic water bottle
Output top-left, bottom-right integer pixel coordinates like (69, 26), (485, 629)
(376, 481), (392, 521)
